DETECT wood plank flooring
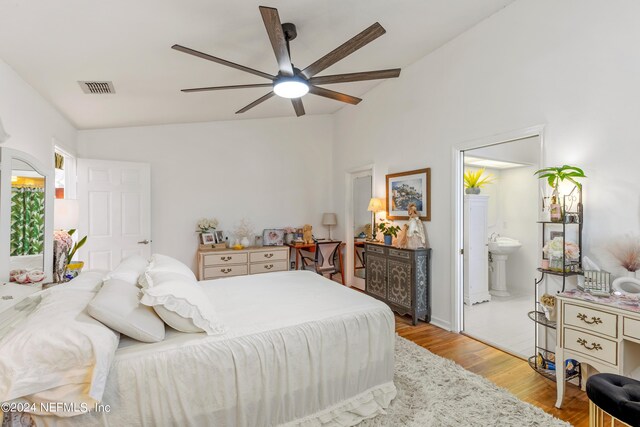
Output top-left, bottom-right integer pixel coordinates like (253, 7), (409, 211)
(395, 315), (590, 427)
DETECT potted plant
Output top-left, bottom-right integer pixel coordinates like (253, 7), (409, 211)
(378, 220), (401, 246)
(464, 168), (494, 194)
(534, 165), (586, 222)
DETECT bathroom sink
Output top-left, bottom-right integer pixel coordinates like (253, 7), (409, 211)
(612, 277), (640, 296)
(488, 237), (522, 256)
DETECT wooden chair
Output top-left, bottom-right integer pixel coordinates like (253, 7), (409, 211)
(300, 241), (342, 283)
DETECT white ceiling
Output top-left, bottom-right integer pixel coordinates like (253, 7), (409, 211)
(0, 0), (513, 129)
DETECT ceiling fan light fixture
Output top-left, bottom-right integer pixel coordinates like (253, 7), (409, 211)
(273, 75), (309, 98)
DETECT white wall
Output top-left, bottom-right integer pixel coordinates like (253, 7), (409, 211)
(78, 116), (333, 270)
(0, 59), (77, 165)
(331, 0), (640, 329)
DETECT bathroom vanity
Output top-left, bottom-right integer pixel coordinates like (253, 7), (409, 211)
(555, 290), (640, 408)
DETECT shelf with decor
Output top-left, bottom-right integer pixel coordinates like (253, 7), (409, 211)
(528, 164), (586, 383)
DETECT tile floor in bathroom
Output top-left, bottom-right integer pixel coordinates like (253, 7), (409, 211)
(463, 294), (534, 359)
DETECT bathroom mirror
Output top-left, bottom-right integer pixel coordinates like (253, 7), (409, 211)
(353, 174), (372, 280)
(0, 148), (53, 283)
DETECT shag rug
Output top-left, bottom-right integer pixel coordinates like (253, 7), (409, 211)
(359, 336), (570, 427)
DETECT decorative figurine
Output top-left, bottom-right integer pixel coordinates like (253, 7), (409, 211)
(363, 223), (373, 240)
(398, 203), (429, 249)
(302, 224), (314, 244)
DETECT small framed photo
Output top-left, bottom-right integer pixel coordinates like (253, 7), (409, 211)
(263, 229), (285, 246)
(200, 233), (215, 245)
(214, 230), (224, 244)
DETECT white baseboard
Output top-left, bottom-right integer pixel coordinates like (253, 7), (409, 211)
(429, 316), (451, 331)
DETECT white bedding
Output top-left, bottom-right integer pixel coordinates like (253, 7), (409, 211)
(34, 271), (396, 427)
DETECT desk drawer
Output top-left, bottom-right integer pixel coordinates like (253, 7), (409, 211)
(564, 303), (618, 338)
(249, 261), (288, 275)
(203, 252), (248, 266)
(564, 327), (617, 365)
(250, 250), (288, 263)
(204, 264), (248, 279)
(624, 317), (640, 341)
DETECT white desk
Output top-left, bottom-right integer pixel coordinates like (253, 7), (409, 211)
(555, 290), (640, 408)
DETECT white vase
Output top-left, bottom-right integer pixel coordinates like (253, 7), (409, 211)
(240, 237), (251, 248)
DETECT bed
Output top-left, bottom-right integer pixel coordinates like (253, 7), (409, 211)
(21, 270), (396, 427)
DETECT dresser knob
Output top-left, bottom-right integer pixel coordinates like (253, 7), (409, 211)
(221, 268), (232, 274)
(265, 264), (273, 270)
(221, 256), (232, 262)
(577, 337), (602, 351)
(264, 253), (274, 258)
(577, 313), (603, 325)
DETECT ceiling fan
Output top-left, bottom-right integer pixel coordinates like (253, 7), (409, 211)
(172, 6), (401, 117)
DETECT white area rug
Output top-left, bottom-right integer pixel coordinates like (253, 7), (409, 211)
(360, 336), (570, 426)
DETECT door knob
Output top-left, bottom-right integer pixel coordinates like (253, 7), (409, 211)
(137, 239), (151, 245)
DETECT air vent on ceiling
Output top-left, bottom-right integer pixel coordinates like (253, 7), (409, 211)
(78, 81), (115, 94)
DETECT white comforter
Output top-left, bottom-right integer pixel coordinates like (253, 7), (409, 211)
(35, 271), (396, 427)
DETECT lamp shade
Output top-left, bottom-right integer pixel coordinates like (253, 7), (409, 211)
(322, 213), (337, 226)
(54, 199), (79, 230)
(367, 198), (384, 213)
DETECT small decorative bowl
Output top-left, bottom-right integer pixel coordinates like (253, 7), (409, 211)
(233, 244), (244, 250)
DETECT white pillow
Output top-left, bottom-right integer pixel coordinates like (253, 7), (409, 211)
(139, 254), (196, 288)
(0, 284), (119, 411)
(88, 278), (165, 342)
(104, 254), (149, 284)
(140, 271), (225, 335)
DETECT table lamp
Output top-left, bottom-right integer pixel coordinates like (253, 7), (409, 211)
(368, 198), (384, 241)
(322, 213), (337, 240)
(54, 199), (79, 231)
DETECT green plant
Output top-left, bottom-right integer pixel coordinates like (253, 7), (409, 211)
(534, 165), (586, 190)
(66, 229), (87, 264)
(464, 168), (494, 189)
(378, 221), (401, 237)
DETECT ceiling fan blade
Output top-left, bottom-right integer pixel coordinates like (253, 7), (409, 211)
(259, 6), (294, 77)
(291, 98), (305, 117)
(309, 68), (401, 85)
(301, 22), (386, 78)
(181, 83), (272, 93)
(235, 91), (275, 114)
(308, 85), (361, 105)
(172, 44), (274, 81)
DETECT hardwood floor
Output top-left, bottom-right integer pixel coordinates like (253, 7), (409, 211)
(395, 315), (590, 427)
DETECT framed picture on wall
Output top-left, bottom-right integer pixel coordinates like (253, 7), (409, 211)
(386, 168), (431, 221)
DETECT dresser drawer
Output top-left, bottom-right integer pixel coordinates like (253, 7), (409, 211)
(250, 249), (288, 263)
(366, 244), (385, 255)
(564, 327), (617, 365)
(564, 303), (618, 338)
(624, 317), (640, 341)
(249, 261), (288, 275)
(388, 248), (411, 260)
(203, 252), (248, 266)
(204, 264), (248, 279)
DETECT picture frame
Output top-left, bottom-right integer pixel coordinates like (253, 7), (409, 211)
(214, 230), (224, 244)
(386, 168), (431, 221)
(262, 229), (285, 246)
(200, 232), (215, 245)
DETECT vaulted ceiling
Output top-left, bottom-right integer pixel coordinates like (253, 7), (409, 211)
(0, 0), (513, 129)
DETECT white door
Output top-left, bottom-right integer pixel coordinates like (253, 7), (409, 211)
(77, 159), (151, 271)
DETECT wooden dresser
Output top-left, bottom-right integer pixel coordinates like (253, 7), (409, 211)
(555, 290), (640, 408)
(197, 246), (290, 280)
(364, 242), (432, 325)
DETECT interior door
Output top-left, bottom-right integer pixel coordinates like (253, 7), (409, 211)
(77, 159), (151, 271)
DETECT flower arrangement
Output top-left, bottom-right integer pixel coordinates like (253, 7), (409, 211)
(609, 236), (640, 273)
(543, 237), (580, 260)
(543, 237), (579, 272)
(234, 218), (254, 239)
(464, 168), (494, 189)
(196, 217), (219, 233)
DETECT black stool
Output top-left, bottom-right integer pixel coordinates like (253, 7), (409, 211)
(586, 373), (640, 427)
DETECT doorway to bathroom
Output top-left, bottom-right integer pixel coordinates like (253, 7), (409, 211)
(459, 134), (542, 359)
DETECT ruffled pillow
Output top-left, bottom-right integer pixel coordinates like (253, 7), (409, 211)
(139, 254), (196, 288)
(140, 271), (225, 335)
